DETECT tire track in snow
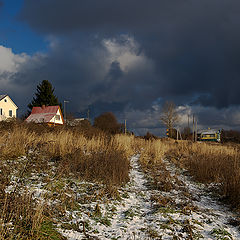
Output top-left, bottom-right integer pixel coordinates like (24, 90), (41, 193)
(103, 154), (153, 239)
(162, 158), (240, 240)
(60, 154), (240, 239)
(60, 154), (154, 239)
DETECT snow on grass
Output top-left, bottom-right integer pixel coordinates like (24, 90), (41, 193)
(3, 153), (240, 239)
(57, 154), (240, 239)
(162, 159), (240, 239)
(59, 154), (155, 239)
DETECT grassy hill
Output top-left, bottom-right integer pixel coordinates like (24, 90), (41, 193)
(0, 121), (240, 239)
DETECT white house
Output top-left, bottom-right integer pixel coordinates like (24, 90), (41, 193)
(25, 105), (64, 125)
(0, 94), (18, 121)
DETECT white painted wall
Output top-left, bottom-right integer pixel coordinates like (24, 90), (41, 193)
(0, 96), (17, 121)
(49, 108), (64, 125)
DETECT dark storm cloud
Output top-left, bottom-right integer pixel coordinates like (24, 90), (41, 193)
(4, 0), (238, 134)
(19, 0), (184, 34)
(18, 0), (240, 110)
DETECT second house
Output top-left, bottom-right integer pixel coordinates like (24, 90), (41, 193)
(26, 105), (64, 125)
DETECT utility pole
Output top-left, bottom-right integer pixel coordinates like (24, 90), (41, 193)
(87, 109), (90, 121)
(195, 118), (198, 142)
(192, 114), (195, 142)
(179, 130), (182, 140)
(124, 119), (127, 135)
(64, 100), (69, 124)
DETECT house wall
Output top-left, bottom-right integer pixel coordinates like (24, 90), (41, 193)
(0, 96), (17, 121)
(49, 108), (64, 125)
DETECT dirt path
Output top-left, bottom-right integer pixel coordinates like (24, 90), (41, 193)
(60, 154), (154, 239)
(59, 154), (240, 239)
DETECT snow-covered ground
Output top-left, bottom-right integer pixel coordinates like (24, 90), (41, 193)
(59, 155), (240, 239)
(4, 154), (240, 239)
(59, 154), (154, 239)
(161, 159), (240, 239)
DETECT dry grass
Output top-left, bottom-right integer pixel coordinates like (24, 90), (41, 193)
(0, 122), (133, 186)
(0, 121), (136, 239)
(167, 141), (240, 208)
(3, 120), (240, 238)
(136, 137), (240, 209)
(139, 138), (172, 166)
(59, 146), (130, 186)
(0, 155), (44, 239)
(137, 138), (176, 192)
(0, 193), (44, 239)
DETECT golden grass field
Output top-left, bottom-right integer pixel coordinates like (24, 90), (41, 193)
(0, 121), (240, 239)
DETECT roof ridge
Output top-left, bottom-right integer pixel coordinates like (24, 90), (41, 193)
(0, 94), (7, 101)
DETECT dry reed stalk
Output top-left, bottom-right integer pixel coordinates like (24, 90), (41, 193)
(0, 126), (37, 158)
(111, 134), (135, 158)
(168, 141), (240, 208)
(0, 193), (45, 239)
(138, 139), (173, 166)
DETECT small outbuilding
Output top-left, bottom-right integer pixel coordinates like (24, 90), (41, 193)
(0, 94), (18, 121)
(25, 105), (64, 126)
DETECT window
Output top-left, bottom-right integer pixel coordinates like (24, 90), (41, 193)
(55, 115), (60, 121)
(202, 134), (215, 138)
(0, 108), (2, 115)
(4, 99), (7, 102)
(9, 110), (12, 117)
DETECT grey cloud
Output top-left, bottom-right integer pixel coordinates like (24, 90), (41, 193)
(19, 0), (240, 36)
(108, 61), (123, 80)
(3, 35), (159, 117)
(123, 104), (240, 136)
(17, 0), (240, 110)
(2, 40), (240, 134)
(1, 0), (237, 134)
(19, 0), (184, 34)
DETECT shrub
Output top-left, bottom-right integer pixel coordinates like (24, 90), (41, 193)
(93, 112), (122, 134)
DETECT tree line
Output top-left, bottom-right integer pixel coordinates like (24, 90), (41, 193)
(25, 80), (185, 137)
(26, 80), (240, 141)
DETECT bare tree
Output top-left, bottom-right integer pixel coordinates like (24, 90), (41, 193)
(160, 101), (179, 138)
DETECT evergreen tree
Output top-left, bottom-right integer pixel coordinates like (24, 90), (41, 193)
(28, 80), (62, 111)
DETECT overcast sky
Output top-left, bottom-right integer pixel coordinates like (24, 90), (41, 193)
(0, 0), (240, 135)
